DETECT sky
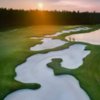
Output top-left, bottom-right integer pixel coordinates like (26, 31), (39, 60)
(0, 0), (100, 12)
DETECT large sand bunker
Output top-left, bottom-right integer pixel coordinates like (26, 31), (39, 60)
(5, 44), (90, 100)
(30, 38), (66, 51)
(66, 29), (100, 45)
(5, 75), (90, 100)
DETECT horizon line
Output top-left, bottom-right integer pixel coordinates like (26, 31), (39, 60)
(0, 7), (100, 13)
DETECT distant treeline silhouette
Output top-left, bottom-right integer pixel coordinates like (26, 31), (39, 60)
(0, 8), (100, 28)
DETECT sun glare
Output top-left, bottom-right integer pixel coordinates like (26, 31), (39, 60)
(37, 2), (44, 10)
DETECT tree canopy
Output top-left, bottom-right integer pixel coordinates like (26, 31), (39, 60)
(0, 8), (100, 28)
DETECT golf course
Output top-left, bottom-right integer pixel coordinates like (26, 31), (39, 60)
(0, 25), (100, 100)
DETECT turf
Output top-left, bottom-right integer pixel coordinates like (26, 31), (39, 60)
(0, 25), (100, 100)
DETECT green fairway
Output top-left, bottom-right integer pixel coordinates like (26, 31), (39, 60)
(0, 25), (100, 100)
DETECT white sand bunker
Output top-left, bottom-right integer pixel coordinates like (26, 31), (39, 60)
(45, 27), (90, 37)
(5, 44), (90, 100)
(5, 75), (90, 100)
(66, 29), (100, 45)
(14, 44), (90, 83)
(30, 38), (66, 51)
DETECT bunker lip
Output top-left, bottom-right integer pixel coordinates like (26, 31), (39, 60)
(65, 29), (100, 45)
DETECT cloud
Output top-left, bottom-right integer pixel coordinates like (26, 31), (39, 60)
(53, 0), (100, 11)
(0, 0), (100, 11)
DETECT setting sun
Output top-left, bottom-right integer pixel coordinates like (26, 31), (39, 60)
(37, 2), (44, 10)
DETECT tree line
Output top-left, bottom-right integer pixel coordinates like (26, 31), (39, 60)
(0, 8), (100, 28)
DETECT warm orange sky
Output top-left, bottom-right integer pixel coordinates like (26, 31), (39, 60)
(0, 0), (100, 12)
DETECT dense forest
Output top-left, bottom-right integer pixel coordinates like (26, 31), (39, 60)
(0, 8), (100, 28)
